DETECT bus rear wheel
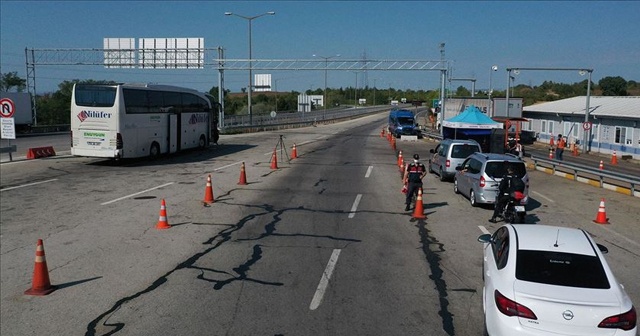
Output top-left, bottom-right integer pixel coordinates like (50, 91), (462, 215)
(150, 142), (160, 158)
(198, 135), (207, 149)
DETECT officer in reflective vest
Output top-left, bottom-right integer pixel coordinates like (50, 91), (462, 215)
(403, 154), (427, 211)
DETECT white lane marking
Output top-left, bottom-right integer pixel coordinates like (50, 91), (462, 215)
(365, 166), (373, 178)
(213, 161), (242, 171)
(101, 182), (174, 205)
(310, 249), (341, 310)
(0, 179), (58, 192)
(532, 191), (555, 203)
(478, 225), (491, 235)
(348, 194), (362, 218)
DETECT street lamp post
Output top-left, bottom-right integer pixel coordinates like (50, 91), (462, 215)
(225, 11), (275, 126)
(313, 54), (340, 119)
(488, 65), (498, 116)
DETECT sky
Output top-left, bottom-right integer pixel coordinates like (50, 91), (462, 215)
(1, 1), (639, 95)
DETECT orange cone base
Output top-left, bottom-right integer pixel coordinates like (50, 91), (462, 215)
(412, 206), (426, 219)
(593, 218), (610, 225)
(25, 285), (57, 296)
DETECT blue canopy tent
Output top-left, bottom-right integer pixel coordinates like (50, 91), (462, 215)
(442, 105), (503, 152)
(442, 105), (503, 139)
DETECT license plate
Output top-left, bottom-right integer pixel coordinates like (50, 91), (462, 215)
(514, 206), (525, 212)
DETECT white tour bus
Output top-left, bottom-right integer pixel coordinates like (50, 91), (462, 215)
(71, 83), (217, 159)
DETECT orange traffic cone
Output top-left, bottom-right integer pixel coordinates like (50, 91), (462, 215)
(270, 149), (278, 169)
(291, 144), (298, 160)
(156, 199), (171, 229)
(549, 137), (555, 147)
(593, 198), (610, 224)
(412, 188), (426, 219)
(397, 151), (403, 168)
(203, 174), (215, 204)
(238, 162), (248, 185)
(24, 239), (57, 296)
(399, 160), (405, 174)
(572, 144), (579, 156)
(611, 151), (618, 165)
(549, 148), (554, 159)
(391, 137), (397, 151)
(599, 160), (604, 170)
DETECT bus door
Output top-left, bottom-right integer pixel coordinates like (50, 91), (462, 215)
(169, 114), (179, 153)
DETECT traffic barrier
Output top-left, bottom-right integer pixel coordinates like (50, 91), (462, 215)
(291, 143), (298, 160)
(599, 160), (604, 170)
(238, 162), (248, 185)
(156, 199), (171, 229)
(593, 198), (610, 224)
(26, 146), (56, 159)
(412, 188), (426, 219)
(24, 239), (57, 296)
(203, 174), (215, 204)
(611, 150), (618, 165)
(270, 149), (278, 169)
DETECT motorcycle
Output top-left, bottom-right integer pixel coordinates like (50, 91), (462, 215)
(498, 191), (527, 224)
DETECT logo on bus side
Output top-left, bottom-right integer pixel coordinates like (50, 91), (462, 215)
(188, 114), (208, 125)
(77, 110), (113, 122)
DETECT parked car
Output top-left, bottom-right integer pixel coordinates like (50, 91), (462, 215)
(478, 224), (637, 336)
(388, 109), (421, 138)
(428, 139), (482, 181)
(454, 153), (529, 211)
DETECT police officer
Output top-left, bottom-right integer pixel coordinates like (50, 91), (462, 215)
(403, 154), (427, 211)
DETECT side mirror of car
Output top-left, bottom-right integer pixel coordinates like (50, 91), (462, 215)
(597, 243), (609, 254)
(478, 234), (492, 244)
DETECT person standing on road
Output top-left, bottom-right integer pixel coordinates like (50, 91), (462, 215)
(403, 154), (427, 211)
(555, 134), (566, 160)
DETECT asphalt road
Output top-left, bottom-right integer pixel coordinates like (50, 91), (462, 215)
(1, 113), (639, 336)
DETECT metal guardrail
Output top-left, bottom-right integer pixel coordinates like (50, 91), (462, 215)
(529, 155), (639, 197)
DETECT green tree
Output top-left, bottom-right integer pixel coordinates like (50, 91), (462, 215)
(0, 72), (27, 92)
(599, 76), (628, 96)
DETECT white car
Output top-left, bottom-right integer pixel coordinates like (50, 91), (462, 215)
(478, 224), (637, 335)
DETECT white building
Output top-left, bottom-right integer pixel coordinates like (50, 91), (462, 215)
(522, 96), (640, 160)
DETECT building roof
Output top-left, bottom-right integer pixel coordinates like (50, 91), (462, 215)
(523, 96), (640, 119)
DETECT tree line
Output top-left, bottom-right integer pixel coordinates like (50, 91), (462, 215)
(1, 71), (638, 126)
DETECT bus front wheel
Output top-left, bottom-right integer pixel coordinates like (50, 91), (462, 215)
(150, 142), (160, 158)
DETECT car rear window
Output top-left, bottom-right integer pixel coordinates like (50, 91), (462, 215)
(451, 144), (480, 159)
(516, 250), (610, 289)
(484, 161), (526, 178)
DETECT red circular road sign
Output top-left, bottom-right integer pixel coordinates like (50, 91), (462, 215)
(0, 98), (16, 118)
(582, 121), (593, 130)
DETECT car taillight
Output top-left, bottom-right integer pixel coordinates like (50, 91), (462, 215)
(116, 133), (123, 149)
(494, 290), (537, 319)
(480, 176), (485, 187)
(446, 159), (450, 167)
(598, 306), (636, 331)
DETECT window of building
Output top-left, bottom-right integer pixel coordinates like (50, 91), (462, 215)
(615, 127), (627, 144)
(549, 121), (554, 135)
(541, 120), (546, 133)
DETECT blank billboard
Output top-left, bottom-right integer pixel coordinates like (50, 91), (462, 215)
(138, 38), (204, 69)
(103, 38), (136, 68)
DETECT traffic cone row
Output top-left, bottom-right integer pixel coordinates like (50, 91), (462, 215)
(412, 188), (426, 219)
(611, 150), (618, 165)
(238, 162), (248, 185)
(156, 198), (171, 229)
(270, 149), (278, 169)
(593, 198), (610, 224)
(204, 174), (215, 204)
(24, 239), (57, 296)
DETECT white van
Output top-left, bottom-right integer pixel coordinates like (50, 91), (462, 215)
(428, 139), (482, 181)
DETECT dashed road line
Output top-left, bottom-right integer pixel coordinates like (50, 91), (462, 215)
(348, 194), (362, 218)
(310, 249), (341, 310)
